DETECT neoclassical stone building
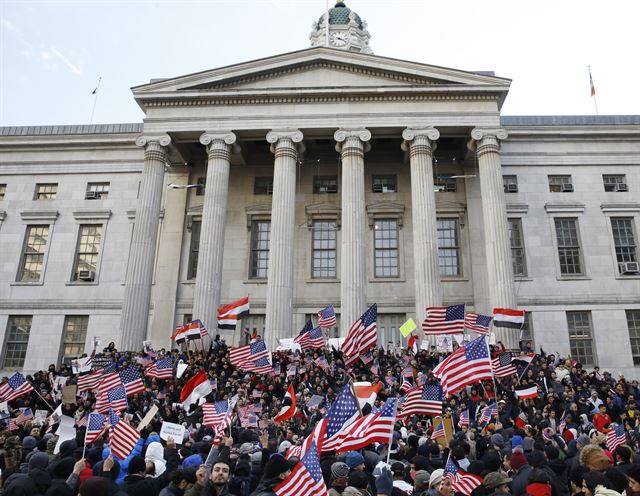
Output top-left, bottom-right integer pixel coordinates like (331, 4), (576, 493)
(1, 2), (639, 375)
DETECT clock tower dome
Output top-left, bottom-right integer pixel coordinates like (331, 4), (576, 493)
(309, 1), (372, 54)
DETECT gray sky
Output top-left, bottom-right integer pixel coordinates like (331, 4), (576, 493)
(2, 0), (639, 127)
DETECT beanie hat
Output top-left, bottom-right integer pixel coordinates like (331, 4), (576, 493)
(264, 454), (291, 479)
(414, 470), (430, 488)
(28, 452), (50, 471)
(347, 471), (369, 489)
(510, 452), (528, 471)
(577, 434), (591, 448)
(522, 437), (535, 453)
(278, 441), (292, 454)
(542, 428), (555, 443)
(429, 469), (444, 488)
(490, 433), (504, 448)
(22, 436), (37, 451)
(331, 462), (350, 479)
(345, 451), (365, 469)
(511, 435), (523, 449)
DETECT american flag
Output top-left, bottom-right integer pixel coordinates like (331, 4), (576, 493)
(399, 384), (443, 418)
(145, 357), (174, 380)
(95, 391), (109, 414)
(286, 420), (326, 460)
(422, 305), (465, 335)
(109, 418), (140, 460)
(431, 422), (445, 440)
(85, 413), (108, 444)
(491, 352), (517, 378)
(315, 356), (329, 371)
(15, 408), (33, 425)
(432, 336), (493, 396)
(317, 305), (337, 328)
(0, 372), (34, 402)
(295, 325), (326, 350)
(275, 441), (328, 496)
(400, 375), (415, 393)
(107, 386), (128, 411)
(77, 369), (104, 393)
(558, 410), (567, 434)
(444, 456), (483, 495)
(99, 368), (122, 393)
(464, 312), (492, 336)
(479, 403), (498, 425)
(7, 418), (18, 431)
(606, 424), (627, 453)
(342, 304), (377, 365)
(119, 368), (145, 396)
(203, 400), (232, 429)
(458, 410), (469, 428)
(322, 384), (360, 452)
(230, 340), (269, 367)
(333, 398), (397, 452)
(240, 356), (273, 375)
(77, 415), (88, 428)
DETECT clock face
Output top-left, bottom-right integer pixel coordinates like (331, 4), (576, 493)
(330, 32), (348, 46)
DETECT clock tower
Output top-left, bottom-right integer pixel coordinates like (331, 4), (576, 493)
(309, 1), (373, 54)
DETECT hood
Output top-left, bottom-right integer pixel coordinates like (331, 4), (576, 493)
(594, 486), (624, 496)
(145, 441), (167, 477)
(3, 474), (37, 496)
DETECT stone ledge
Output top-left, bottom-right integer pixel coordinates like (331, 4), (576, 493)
(544, 203), (585, 214)
(72, 209), (112, 221)
(20, 209), (59, 222)
(600, 203), (640, 213)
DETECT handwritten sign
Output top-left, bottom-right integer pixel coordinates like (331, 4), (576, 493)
(160, 421), (185, 443)
(62, 385), (77, 404)
(54, 416), (76, 454)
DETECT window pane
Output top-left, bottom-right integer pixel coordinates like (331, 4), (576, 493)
(3, 316), (32, 368)
(254, 177), (274, 195)
(567, 311), (594, 366)
(86, 182), (110, 199)
(35, 183), (58, 200)
(72, 224), (102, 281)
(188, 221), (201, 279)
(313, 176), (338, 194)
(555, 218), (582, 275)
(372, 175), (397, 193)
(548, 175), (572, 192)
(312, 220), (337, 278)
(374, 219), (398, 277)
(627, 310), (640, 365)
(62, 316), (88, 361)
(239, 315), (265, 344)
(19, 225), (49, 281)
(437, 218), (460, 276)
(611, 218), (638, 270)
(250, 221), (271, 278)
(508, 218), (527, 276)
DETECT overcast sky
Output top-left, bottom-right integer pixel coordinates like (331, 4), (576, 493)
(1, 0), (639, 127)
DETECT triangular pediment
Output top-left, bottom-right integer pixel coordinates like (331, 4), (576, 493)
(132, 47), (510, 108)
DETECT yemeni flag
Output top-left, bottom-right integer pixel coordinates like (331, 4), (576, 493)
(492, 308), (525, 329)
(408, 334), (419, 355)
(353, 382), (381, 415)
(512, 353), (535, 365)
(218, 297), (250, 330)
(274, 383), (296, 423)
(180, 370), (213, 410)
(515, 384), (539, 399)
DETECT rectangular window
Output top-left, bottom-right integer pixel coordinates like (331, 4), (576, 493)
(627, 310), (640, 365)
(2, 316), (32, 369)
(603, 174), (628, 192)
(240, 315), (265, 344)
(503, 175), (519, 193)
(508, 218), (527, 276)
(34, 183), (57, 200)
(254, 177), (274, 195)
(312, 220), (337, 278)
(434, 177), (457, 193)
(18, 225), (49, 282)
(611, 217), (638, 273)
(554, 218), (583, 275)
(61, 316), (88, 362)
(548, 175), (572, 193)
(250, 220), (271, 278)
(567, 311), (595, 366)
(372, 175), (397, 193)
(196, 177), (206, 196)
(188, 220), (201, 279)
(374, 219), (399, 277)
(72, 224), (102, 281)
(0, 184), (6, 200)
(313, 176), (338, 194)
(85, 182), (110, 199)
(437, 218), (460, 276)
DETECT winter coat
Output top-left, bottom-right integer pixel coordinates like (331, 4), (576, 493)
(249, 477), (282, 496)
(510, 465), (533, 496)
(594, 486), (624, 496)
(121, 474), (160, 496)
(159, 483), (184, 496)
(97, 438), (145, 486)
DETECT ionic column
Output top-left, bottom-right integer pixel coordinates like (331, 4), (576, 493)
(402, 127), (442, 327)
(334, 128), (371, 337)
(120, 135), (171, 351)
(264, 129), (304, 351)
(192, 132), (237, 335)
(471, 128), (517, 349)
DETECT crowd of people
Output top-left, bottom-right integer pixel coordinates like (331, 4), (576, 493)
(1, 334), (640, 496)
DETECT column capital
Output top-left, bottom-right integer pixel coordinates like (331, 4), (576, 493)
(333, 128), (371, 143)
(470, 127), (508, 142)
(266, 129), (304, 145)
(135, 134), (171, 148)
(402, 126), (440, 142)
(199, 131), (237, 146)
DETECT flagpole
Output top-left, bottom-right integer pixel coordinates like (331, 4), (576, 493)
(484, 334), (500, 402)
(385, 399), (398, 465)
(89, 76), (102, 124)
(34, 389), (55, 411)
(515, 361), (531, 385)
(589, 66), (599, 116)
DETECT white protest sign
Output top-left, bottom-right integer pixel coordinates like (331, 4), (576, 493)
(328, 338), (345, 351)
(34, 409), (48, 426)
(276, 338), (301, 352)
(436, 335), (453, 353)
(54, 415), (76, 454)
(136, 404), (158, 432)
(0, 401), (8, 414)
(72, 356), (92, 374)
(160, 421), (185, 443)
(176, 361), (188, 379)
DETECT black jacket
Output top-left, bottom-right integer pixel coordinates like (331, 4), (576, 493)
(249, 477), (282, 496)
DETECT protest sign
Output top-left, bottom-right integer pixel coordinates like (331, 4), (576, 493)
(72, 356), (92, 374)
(34, 409), (48, 426)
(160, 421), (185, 442)
(54, 416), (76, 454)
(62, 385), (77, 405)
(436, 336), (453, 353)
(277, 338), (301, 352)
(399, 318), (416, 337)
(137, 404), (159, 432)
(176, 361), (188, 379)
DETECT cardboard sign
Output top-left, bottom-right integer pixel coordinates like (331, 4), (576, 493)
(399, 318), (417, 337)
(0, 401), (8, 414)
(160, 421), (185, 442)
(432, 416), (455, 448)
(306, 395), (324, 410)
(62, 385), (77, 404)
(137, 404), (159, 432)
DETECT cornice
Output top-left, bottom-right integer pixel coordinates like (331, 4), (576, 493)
(0, 299), (123, 310)
(72, 209), (112, 221)
(20, 210), (59, 222)
(544, 203), (586, 214)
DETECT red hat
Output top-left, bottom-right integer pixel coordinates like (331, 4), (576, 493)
(510, 452), (528, 471)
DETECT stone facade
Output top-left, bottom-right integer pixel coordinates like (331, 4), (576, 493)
(1, 47), (639, 376)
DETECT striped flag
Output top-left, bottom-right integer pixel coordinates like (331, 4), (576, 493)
(275, 384), (297, 423)
(431, 422), (445, 440)
(7, 418), (18, 431)
(172, 321), (202, 343)
(606, 424), (626, 452)
(218, 296), (250, 330)
(110, 419), (140, 460)
(77, 369), (104, 393)
(145, 357), (174, 380)
(119, 368), (145, 396)
(317, 305), (337, 328)
(15, 408), (33, 425)
(423, 305), (465, 335)
(479, 403), (498, 425)
(107, 386), (128, 411)
(464, 312), (492, 336)
(295, 325), (326, 350)
(514, 384), (539, 399)
(315, 356), (329, 371)
(322, 384), (360, 452)
(491, 352), (517, 378)
(95, 390), (110, 414)
(444, 456), (483, 495)
(230, 340), (269, 367)
(0, 372), (34, 402)
(99, 368), (122, 393)
(458, 410), (469, 429)
(240, 356), (273, 375)
(203, 401), (233, 431)
(399, 384), (443, 418)
(77, 415), (88, 428)
(85, 413), (108, 444)
(400, 375), (415, 393)
(558, 411), (567, 434)
(342, 304), (377, 365)
(275, 441), (328, 496)
(432, 336), (493, 396)
(492, 308), (525, 329)
(333, 398), (397, 452)
(286, 420), (326, 460)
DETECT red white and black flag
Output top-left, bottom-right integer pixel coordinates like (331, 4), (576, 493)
(218, 297), (250, 330)
(275, 383), (297, 423)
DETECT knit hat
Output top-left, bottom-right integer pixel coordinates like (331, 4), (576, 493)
(577, 434), (591, 448)
(522, 437), (535, 453)
(490, 433), (504, 448)
(429, 468), (444, 488)
(348, 471), (369, 489)
(28, 452), (50, 471)
(22, 436), (37, 451)
(278, 441), (292, 454)
(542, 428), (555, 443)
(414, 470), (430, 488)
(511, 435), (523, 449)
(345, 451), (365, 469)
(264, 454), (291, 479)
(239, 442), (255, 454)
(510, 452), (528, 471)
(331, 462), (350, 479)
